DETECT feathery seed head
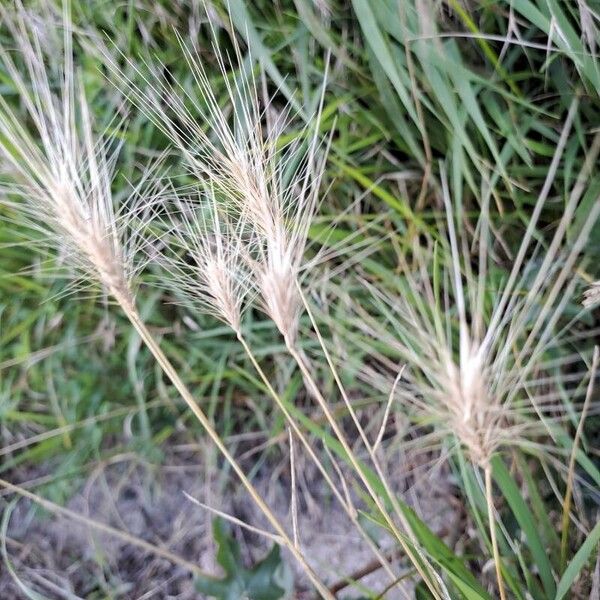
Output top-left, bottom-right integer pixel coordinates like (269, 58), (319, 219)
(154, 189), (252, 333)
(441, 348), (500, 466)
(0, 4), (135, 306)
(343, 154), (600, 468)
(109, 26), (328, 341)
(255, 245), (301, 343)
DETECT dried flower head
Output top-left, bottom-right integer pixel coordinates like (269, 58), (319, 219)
(0, 3), (140, 306)
(152, 186), (253, 333)
(109, 26), (329, 342)
(344, 156), (600, 468)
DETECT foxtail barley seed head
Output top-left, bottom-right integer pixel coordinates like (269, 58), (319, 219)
(440, 348), (498, 467)
(0, 4), (140, 306)
(150, 186), (253, 333)
(109, 27), (328, 342)
(341, 157), (600, 468)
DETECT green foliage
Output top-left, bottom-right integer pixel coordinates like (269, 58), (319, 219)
(195, 519), (293, 600)
(1, 0), (599, 598)
(556, 519), (600, 600)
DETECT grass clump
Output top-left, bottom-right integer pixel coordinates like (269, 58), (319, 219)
(1, 1), (599, 598)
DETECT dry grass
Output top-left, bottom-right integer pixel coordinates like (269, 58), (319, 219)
(2, 0), (600, 598)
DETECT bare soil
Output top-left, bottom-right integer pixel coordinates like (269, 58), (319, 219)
(0, 440), (458, 599)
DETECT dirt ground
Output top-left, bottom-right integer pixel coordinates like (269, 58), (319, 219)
(0, 439), (458, 599)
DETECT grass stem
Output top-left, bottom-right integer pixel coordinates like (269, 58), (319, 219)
(295, 283), (445, 597)
(284, 336), (442, 599)
(120, 302), (333, 599)
(485, 464), (506, 600)
(560, 346), (599, 572)
(236, 331), (399, 585)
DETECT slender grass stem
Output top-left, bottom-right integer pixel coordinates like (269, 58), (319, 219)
(284, 336), (443, 600)
(236, 331), (399, 586)
(294, 283), (444, 597)
(485, 464), (506, 600)
(118, 299), (333, 599)
(560, 346), (599, 572)
(288, 426), (299, 549)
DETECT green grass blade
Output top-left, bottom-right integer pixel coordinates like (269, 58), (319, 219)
(492, 455), (556, 598)
(224, 0), (301, 114)
(350, 0), (423, 162)
(555, 519), (600, 600)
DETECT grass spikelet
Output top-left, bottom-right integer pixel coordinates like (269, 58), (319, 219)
(154, 185), (253, 333)
(0, 2), (135, 306)
(331, 106), (600, 596)
(108, 25), (329, 344)
(350, 108), (600, 470)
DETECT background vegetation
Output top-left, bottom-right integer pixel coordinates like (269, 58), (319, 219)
(1, 0), (599, 598)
